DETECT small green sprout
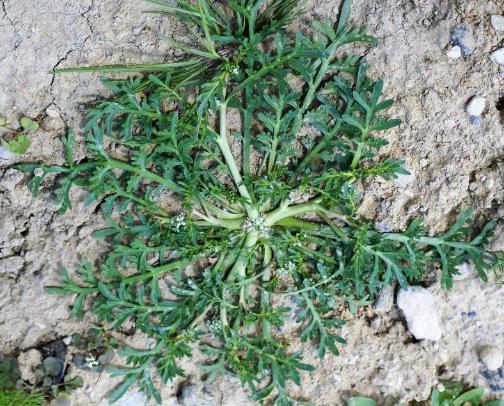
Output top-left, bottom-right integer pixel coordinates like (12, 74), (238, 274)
(0, 115), (38, 154)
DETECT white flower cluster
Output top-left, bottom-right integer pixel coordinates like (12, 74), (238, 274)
(171, 213), (186, 233)
(243, 214), (271, 236)
(85, 355), (99, 368)
(277, 261), (295, 276)
(208, 320), (223, 334)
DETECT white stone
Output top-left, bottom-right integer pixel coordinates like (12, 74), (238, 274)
(45, 107), (60, 118)
(479, 345), (504, 371)
(62, 336), (72, 346)
(491, 15), (504, 31)
(18, 349), (43, 384)
(465, 96), (486, 116)
(374, 284), (396, 313)
(453, 262), (474, 281)
(490, 48), (504, 65)
(397, 286), (442, 341)
(446, 45), (462, 59)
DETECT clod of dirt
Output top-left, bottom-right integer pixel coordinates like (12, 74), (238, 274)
(397, 286), (442, 341)
(18, 348), (43, 384)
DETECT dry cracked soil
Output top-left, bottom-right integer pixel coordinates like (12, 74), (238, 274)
(1, 0), (504, 405)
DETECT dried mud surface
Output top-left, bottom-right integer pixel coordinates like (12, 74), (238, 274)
(1, 0), (503, 405)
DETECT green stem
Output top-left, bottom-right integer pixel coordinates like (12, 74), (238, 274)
(261, 244), (273, 340)
(264, 202), (319, 226)
(267, 108), (283, 174)
(350, 128), (369, 169)
(216, 97), (258, 219)
(265, 200), (354, 228)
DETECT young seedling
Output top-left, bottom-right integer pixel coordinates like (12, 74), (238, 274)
(0, 115), (38, 154)
(19, 0), (498, 404)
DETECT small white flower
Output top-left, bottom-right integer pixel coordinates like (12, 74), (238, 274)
(208, 320), (223, 334)
(278, 261), (295, 276)
(437, 383), (445, 392)
(172, 212), (186, 232)
(84, 355), (99, 368)
(34, 167), (44, 177)
(232, 68), (239, 76)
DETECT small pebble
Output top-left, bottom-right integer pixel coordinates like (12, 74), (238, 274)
(490, 48), (504, 65)
(479, 345), (504, 371)
(491, 15), (504, 32)
(397, 286), (442, 341)
(450, 26), (476, 56)
(466, 96), (486, 116)
(447, 45), (462, 59)
(45, 107), (60, 118)
(470, 116), (481, 126)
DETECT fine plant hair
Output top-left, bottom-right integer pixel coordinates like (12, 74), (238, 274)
(19, 0), (498, 404)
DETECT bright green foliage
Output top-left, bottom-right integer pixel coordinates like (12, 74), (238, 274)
(0, 390), (45, 406)
(0, 116), (37, 154)
(4, 134), (31, 154)
(347, 381), (504, 405)
(20, 0), (498, 404)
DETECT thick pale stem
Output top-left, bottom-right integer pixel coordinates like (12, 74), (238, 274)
(265, 201), (352, 227)
(216, 100), (259, 219)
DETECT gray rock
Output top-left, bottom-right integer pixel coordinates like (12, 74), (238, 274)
(479, 345), (504, 371)
(374, 284), (396, 313)
(465, 96), (486, 117)
(491, 15), (504, 32)
(490, 48), (504, 65)
(397, 286), (442, 341)
(18, 349), (43, 384)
